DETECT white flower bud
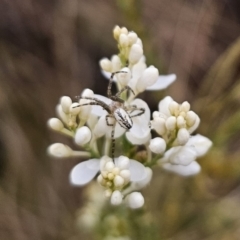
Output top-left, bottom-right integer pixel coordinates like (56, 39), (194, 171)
(111, 190), (123, 205)
(177, 128), (190, 145)
(47, 118), (64, 131)
(176, 116), (186, 128)
(127, 192), (144, 209)
(114, 175), (124, 187)
(169, 101), (179, 115)
(100, 58), (112, 72)
(180, 101), (190, 112)
(128, 32), (138, 45)
(56, 105), (68, 124)
(105, 161), (115, 171)
(93, 116), (108, 138)
(105, 189), (112, 198)
(186, 111), (197, 127)
(165, 116), (177, 131)
(120, 27), (128, 35)
(117, 156), (130, 169)
(60, 96), (72, 114)
(137, 66), (159, 92)
(149, 137), (166, 154)
(111, 55), (122, 72)
(119, 169), (130, 182)
(97, 174), (103, 184)
(70, 103), (81, 115)
(74, 126), (91, 146)
(151, 117), (166, 135)
(113, 25), (121, 39)
(152, 111), (160, 118)
(128, 44), (143, 64)
(119, 33), (129, 47)
(135, 38), (143, 48)
(81, 88), (94, 98)
(116, 67), (131, 86)
(48, 143), (72, 158)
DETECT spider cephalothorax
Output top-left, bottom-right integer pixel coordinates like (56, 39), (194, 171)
(75, 71), (145, 160)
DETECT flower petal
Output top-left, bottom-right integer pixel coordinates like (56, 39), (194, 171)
(70, 159), (100, 186)
(132, 167), (153, 189)
(147, 74), (176, 90)
(188, 115), (200, 134)
(129, 159), (147, 182)
(101, 70), (117, 81)
(162, 161), (201, 177)
(158, 96), (173, 117)
(186, 134), (212, 157)
(126, 131), (151, 145)
(91, 94), (112, 116)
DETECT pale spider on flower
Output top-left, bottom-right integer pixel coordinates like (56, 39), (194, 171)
(74, 71), (145, 160)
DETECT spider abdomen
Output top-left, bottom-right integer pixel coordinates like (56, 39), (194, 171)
(114, 108), (133, 130)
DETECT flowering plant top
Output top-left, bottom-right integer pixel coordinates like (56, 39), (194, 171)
(47, 26), (212, 209)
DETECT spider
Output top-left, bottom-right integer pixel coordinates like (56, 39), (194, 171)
(74, 71), (145, 160)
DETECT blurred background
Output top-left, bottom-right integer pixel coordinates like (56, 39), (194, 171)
(0, 0), (240, 239)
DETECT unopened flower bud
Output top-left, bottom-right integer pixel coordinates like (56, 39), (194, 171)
(105, 189), (112, 198)
(113, 25), (121, 39)
(70, 103), (81, 115)
(128, 32), (138, 45)
(136, 38), (143, 48)
(127, 192), (144, 209)
(111, 55), (122, 72)
(116, 67), (131, 86)
(48, 143), (72, 158)
(149, 137), (166, 154)
(180, 101), (190, 112)
(129, 44), (143, 64)
(105, 161), (115, 171)
(138, 66), (159, 92)
(169, 101), (179, 115)
(82, 88), (94, 98)
(114, 175), (124, 187)
(100, 58), (112, 72)
(186, 111), (197, 127)
(166, 116), (177, 131)
(111, 190), (123, 205)
(177, 128), (190, 145)
(48, 118), (64, 131)
(119, 169), (130, 182)
(151, 117), (166, 135)
(120, 27), (128, 35)
(74, 126), (91, 146)
(60, 96), (72, 114)
(176, 116), (186, 128)
(117, 156), (130, 169)
(119, 33), (129, 47)
(152, 111), (160, 118)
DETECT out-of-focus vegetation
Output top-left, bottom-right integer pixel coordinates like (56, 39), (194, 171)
(0, 0), (240, 239)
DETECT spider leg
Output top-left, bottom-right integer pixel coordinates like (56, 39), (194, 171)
(73, 97), (111, 113)
(116, 85), (135, 97)
(111, 122), (116, 161)
(105, 115), (115, 126)
(110, 85), (135, 103)
(126, 105), (145, 118)
(107, 71), (128, 98)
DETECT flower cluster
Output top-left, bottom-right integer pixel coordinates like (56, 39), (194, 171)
(47, 26), (212, 209)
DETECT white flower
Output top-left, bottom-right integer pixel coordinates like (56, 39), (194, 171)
(70, 156), (147, 186)
(159, 134), (212, 176)
(48, 143), (73, 158)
